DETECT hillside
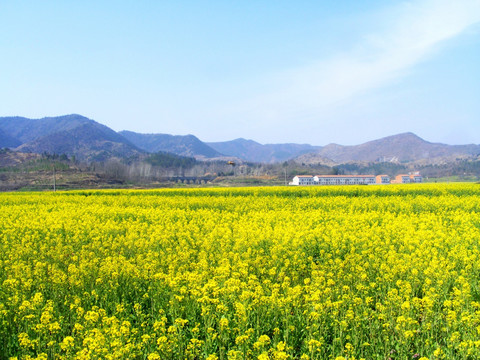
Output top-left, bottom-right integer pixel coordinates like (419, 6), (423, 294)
(0, 128), (21, 149)
(0, 115), (96, 143)
(207, 138), (321, 163)
(18, 123), (142, 162)
(296, 133), (480, 165)
(0, 115), (142, 162)
(0, 149), (41, 167)
(120, 131), (222, 159)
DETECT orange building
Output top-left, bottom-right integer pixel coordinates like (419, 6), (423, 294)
(391, 173), (423, 184)
(376, 175), (390, 184)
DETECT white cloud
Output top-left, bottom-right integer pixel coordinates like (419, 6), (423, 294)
(244, 0), (480, 122)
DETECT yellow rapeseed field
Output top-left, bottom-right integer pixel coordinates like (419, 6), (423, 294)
(1, 184), (480, 359)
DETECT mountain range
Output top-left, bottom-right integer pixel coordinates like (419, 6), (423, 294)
(1, 114), (479, 165)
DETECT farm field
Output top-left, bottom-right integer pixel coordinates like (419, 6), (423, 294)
(1, 184), (480, 359)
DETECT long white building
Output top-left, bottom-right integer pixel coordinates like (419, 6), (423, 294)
(290, 175), (377, 185)
(291, 174), (393, 186)
(314, 175), (376, 185)
(290, 173), (425, 186)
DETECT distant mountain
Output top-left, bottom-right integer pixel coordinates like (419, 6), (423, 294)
(120, 131), (222, 159)
(0, 115), (142, 161)
(296, 132), (480, 165)
(207, 138), (321, 163)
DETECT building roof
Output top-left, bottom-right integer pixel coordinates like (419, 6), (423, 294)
(314, 175), (375, 178)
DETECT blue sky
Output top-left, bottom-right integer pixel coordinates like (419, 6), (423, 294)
(1, 0), (479, 146)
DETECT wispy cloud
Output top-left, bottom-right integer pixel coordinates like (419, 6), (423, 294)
(247, 0), (480, 120)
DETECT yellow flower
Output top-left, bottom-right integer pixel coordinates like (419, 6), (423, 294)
(258, 353), (269, 360)
(219, 317), (229, 328)
(60, 336), (75, 351)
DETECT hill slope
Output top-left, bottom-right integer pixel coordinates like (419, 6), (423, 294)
(120, 131), (222, 159)
(0, 115), (98, 143)
(0, 128), (21, 148)
(0, 115), (142, 161)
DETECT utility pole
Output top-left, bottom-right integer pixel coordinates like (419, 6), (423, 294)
(53, 165), (56, 192)
(284, 168), (287, 186)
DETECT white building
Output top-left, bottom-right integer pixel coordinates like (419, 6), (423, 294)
(313, 175), (377, 185)
(291, 175), (315, 185)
